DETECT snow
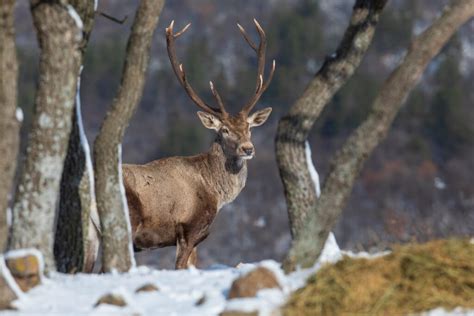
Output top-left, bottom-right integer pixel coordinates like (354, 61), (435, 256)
(434, 177), (446, 190)
(2, 236), (470, 315)
(75, 66), (101, 234)
(460, 37), (474, 75)
(66, 5), (84, 42)
(305, 141), (321, 197)
(7, 264), (267, 315)
(253, 216), (266, 228)
(0, 232), (340, 315)
(423, 307), (474, 316)
(15, 108), (23, 123)
(66, 5), (83, 31)
(6, 207), (12, 227)
(94, 0), (98, 11)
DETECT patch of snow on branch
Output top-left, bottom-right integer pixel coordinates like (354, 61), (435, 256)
(75, 67), (100, 234)
(305, 141), (321, 197)
(461, 37), (474, 75)
(66, 5), (83, 41)
(6, 207), (12, 227)
(66, 5), (83, 30)
(16, 108), (23, 123)
(118, 144), (136, 269)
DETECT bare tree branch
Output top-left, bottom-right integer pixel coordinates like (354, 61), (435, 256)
(275, 0), (388, 239)
(93, 0), (165, 273)
(98, 11), (128, 25)
(284, 0), (474, 270)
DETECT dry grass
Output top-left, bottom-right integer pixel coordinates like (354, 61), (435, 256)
(284, 239), (474, 316)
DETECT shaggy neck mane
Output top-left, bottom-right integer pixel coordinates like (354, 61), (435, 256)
(204, 140), (247, 206)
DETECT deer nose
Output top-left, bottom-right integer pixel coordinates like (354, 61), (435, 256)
(241, 144), (254, 156)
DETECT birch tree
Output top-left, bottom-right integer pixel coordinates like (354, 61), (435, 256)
(93, 0), (165, 272)
(0, 0), (21, 252)
(9, 0), (82, 271)
(54, 0), (100, 274)
(281, 0), (474, 270)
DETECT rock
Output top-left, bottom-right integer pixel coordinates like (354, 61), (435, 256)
(0, 256), (23, 310)
(228, 267), (281, 299)
(195, 295), (206, 306)
(135, 283), (159, 293)
(5, 249), (43, 292)
(94, 293), (127, 307)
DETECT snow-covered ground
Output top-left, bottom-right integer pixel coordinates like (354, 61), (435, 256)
(2, 235), (472, 316)
(0, 234), (336, 316)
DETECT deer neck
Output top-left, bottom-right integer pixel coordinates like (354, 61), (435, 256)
(204, 140), (247, 208)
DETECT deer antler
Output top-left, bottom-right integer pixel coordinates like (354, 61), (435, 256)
(165, 21), (228, 118)
(237, 19), (276, 115)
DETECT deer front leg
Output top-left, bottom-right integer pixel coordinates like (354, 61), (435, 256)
(186, 247), (198, 268)
(175, 225), (193, 269)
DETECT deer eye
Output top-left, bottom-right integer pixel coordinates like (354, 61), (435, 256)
(221, 127), (229, 135)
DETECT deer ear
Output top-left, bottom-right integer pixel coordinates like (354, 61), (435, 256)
(197, 111), (222, 131)
(247, 107), (272, 127)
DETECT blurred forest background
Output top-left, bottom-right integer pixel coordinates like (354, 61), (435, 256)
(14, 0), (474, 268)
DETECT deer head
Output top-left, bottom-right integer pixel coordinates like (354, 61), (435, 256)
(165, 19), (275, 160)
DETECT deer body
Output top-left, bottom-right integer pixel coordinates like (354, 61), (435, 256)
(124, 141), (247, 268)
(124, 19), (274, 269)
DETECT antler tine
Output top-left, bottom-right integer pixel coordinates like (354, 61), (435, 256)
(253, 18), (267, 84)
(240, 19), (275, 115)
(174, 22), (191, 38)
(237, 23), (257, 51)
(209, 81), (227, 116)
(166, 21), (224, 117)
(262, 59), (276, 91)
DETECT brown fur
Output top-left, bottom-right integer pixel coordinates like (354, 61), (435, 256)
(123, 111), (271, 269)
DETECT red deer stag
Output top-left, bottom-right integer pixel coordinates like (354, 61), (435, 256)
(123, 19), (275, 269)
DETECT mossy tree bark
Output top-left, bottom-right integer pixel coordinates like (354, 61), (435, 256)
(283, 0), (474, 270)
(9, 0), (82, 272)
(93, 0), (165, 272)
(54, 0), (100, 274)
(275, 0), (387, 239)
(0, 0), (21, 252)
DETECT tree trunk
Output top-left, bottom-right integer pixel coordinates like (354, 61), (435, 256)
(54, 0), (99, 274)
(9, 0), (82, 272)
(284, 0), (474, 270)
(93, 0), (165, 273)
(275, 0), (387, 239)
(0, 0), (21, 252)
